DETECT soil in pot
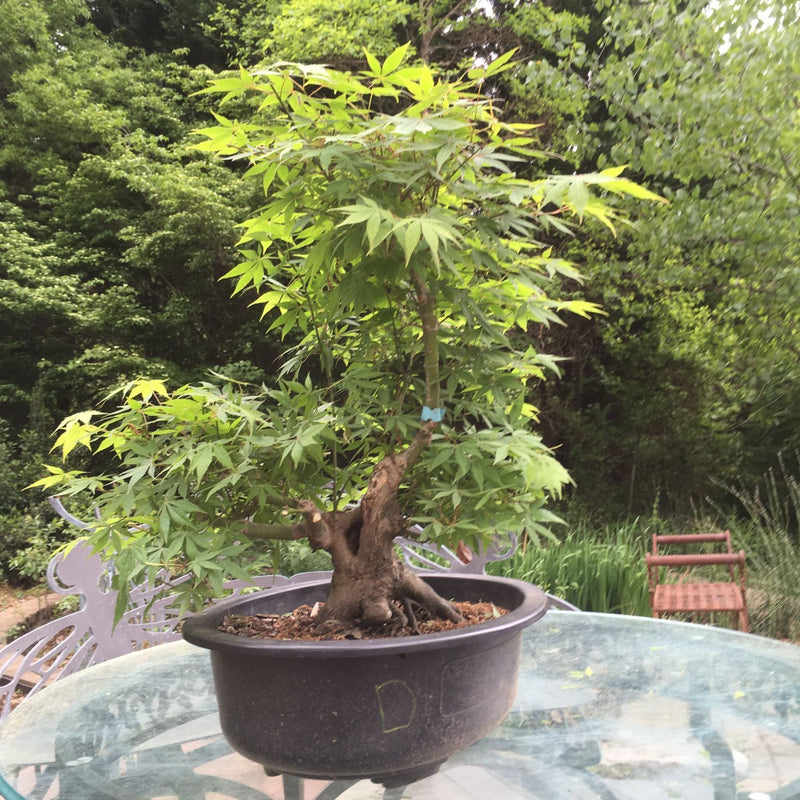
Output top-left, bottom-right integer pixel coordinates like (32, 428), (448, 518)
(219, 600), (509, 641)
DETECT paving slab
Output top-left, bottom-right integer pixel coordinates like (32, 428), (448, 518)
(0, 593), (62, 644)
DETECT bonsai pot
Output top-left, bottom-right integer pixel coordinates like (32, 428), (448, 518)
(181, 573), (548, 787)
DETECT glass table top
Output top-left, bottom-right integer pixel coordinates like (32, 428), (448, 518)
(1, 610), (799, 799)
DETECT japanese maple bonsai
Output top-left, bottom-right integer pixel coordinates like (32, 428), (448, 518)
(34, 49), (655, 627)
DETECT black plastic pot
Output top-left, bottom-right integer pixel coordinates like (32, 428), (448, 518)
(181, 573), (548, 786)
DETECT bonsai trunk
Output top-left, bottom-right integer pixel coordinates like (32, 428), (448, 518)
(294, 424), (461, 630)
(243, 270), (458, 630)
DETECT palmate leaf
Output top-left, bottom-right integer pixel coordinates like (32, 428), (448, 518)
(52, 416), (100, 459)
(400, 219), (422, 265)
(568, 180), (590, 217)
(419, 219), (442, 266)
(363, 49), (381, 76)
(594, 166), (669, 202)
(249, 289), (286, 319)
(337, 201), (377, 226)
(365, 212), (387, 252)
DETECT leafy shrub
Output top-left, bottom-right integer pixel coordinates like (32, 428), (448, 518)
(0, 511), (71, 585)
(7, 515), (71, 584)
(275, 541), (333, 577)
(0, 418), (75, 583)
(266, 0), (411, 64)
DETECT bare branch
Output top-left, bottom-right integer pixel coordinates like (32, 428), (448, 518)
(411, 268), (440, 412)
(235, 521), (307, 541)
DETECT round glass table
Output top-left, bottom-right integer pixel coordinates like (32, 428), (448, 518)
(1, 611), (799, 800)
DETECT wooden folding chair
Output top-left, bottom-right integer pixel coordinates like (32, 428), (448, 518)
(645, 531), (749, 632)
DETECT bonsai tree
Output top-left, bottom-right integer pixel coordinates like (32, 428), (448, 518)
(32, 48), (660, 629)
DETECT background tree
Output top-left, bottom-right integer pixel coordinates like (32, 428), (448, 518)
(504, 0), (800, 515)
(0, 0), (264, 577)
(0, 1), (267, 429)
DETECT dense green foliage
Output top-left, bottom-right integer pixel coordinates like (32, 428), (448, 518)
(1, 0), (797, 594)
(0, 0), (268, 578)
(533, 0), (800, 513)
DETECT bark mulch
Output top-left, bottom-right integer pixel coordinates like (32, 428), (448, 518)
(220, 601), (508, 641)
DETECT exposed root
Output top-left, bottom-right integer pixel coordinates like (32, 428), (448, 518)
(398, 571), (463, 624)
(387, 601), (409, 632)
(402, 597), (421, 635)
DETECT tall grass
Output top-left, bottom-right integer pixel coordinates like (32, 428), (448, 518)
(489, 520), (651, 615)
(720, 454), (800, 641)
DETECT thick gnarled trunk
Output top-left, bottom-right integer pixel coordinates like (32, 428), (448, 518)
(243, 268), (455, 631)
(297, 429), (461, 630)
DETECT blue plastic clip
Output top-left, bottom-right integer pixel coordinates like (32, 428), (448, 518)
(421, 406), (445, 423)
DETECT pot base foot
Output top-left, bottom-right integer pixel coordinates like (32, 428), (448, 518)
(263, 760), (444, 790)
(372, 760), (444, 788)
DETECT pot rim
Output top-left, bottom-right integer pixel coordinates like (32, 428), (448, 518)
(181, 573), (548, 657)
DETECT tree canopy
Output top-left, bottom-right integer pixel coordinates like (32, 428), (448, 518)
(537, 0), (800, 509)
(32, 50), (656, 617)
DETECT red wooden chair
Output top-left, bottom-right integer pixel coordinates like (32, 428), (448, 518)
(645, 531), (749, 632)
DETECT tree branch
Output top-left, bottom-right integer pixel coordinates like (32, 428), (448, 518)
(419, 0), (474, 63)
(234, 521), (307, 541)
(411, 268), (440, 412)
(398, 421), (436, 473)
(297, 499), (333, 551)
(229, 498), (336, 551)
(429, 0), (474, 39)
